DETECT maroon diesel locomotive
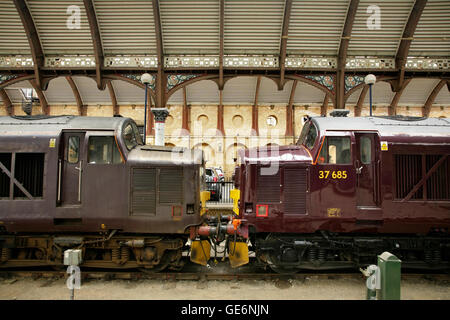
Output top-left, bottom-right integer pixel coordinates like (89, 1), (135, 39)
(235, 115), (450, 272)
(0, 115), (205, 271)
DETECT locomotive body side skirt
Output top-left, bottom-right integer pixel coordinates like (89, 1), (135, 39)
(254, 232), (450, 273)
(0, 233), (187, 271)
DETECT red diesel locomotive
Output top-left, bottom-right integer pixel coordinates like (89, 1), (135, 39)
(234, 115), (450, 272)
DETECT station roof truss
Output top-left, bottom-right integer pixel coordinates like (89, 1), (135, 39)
(0, 0), (449, 110)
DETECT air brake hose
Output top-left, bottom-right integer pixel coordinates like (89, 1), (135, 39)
(77, 229), (118, 248)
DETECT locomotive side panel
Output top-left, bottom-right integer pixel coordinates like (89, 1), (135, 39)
(378, 141), (450, 233)
(0, 134), (60, 232)
(125, 164), (201, 234)
(0, 116), (203, 235)
(240, 146), (313, 233)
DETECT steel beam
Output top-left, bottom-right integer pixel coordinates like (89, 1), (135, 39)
(354, 84), (369, 117)
(252, 76), (261, 136)
(279, 0), (293, 90)
(423, 79), (446, 117)
(13, 0), (44, 90)
(29, 79), (49, 115)
(0, 89), (13, 116)
(336, 0), (360, 109)
(83, 0), (105, 90)
(107, 81), (119, 115)
(219, 0), (224, 90)
(394, 0), (427, 91)
(285, 80), (297, 136)
(146, 88), (154, 137)
(182, 86), (190, 134)
(388, 78), (411, 116)
(217, 90), (224, 135)
(321, 93), (330, 117)
(65, 76), (84, 116)
(152, 0), (166, 108)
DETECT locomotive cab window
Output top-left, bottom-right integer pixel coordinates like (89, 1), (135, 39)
(123, 122), (143, 150)
(297, 121), (318, 149)
(67, 136), (79, 164)
(360, 136), (372, 164)
(318, 137), (351, 164)
(88, 137), (123, 164)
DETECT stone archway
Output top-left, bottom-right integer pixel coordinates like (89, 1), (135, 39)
(193, 142), (216, 168)
(224, 142), (247, 177)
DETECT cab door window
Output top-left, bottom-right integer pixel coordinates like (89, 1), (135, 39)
(360, 136), (372, 164)
(88, 136), (123, 164)
(318, 137), (351, 164)
(67, 136), (80, 164)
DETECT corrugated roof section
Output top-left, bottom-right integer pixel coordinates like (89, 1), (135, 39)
(4, 88), (25, 103)
(409, 0), (450, 57)
(258, 78), (292, 104)
(94, 0), (157, 55)
(367, 81), (395, 104)
(160, 0), (219, 55)
(224, 0), (285, 55)
(167, 87), (183, 104)
(45, 77), (77, 104)
(3, 80), (33, 103)
(434, 84), (450, 104)
(111, 80), (145, 104)
(223, 76), (257, 103)
(287, 0), (348, 55)
(398, 78), (442, 105)
(186, 80), (219, 103)
(346, 86), (362, 104)
(348, 0), (415, 56)
(73, 76), (110, 104)
(293, 82), (325, 103)
(27, 0), (93, 55)
(0, 1), (31, 54)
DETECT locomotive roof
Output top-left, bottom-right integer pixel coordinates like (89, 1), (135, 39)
(0, 115), (130, 133)
(312, 116), (450, 137)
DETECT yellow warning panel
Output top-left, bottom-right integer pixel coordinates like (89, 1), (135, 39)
(190, 240), (211, 266)
(230, 189), (240, 215)
(200, 191), (210, 216)
(228, 241), (249, 268)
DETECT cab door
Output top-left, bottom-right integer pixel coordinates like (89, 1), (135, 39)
(355, 132), (380, 208)
(313, 132), (356, 218)
(60, 132), (85, 206)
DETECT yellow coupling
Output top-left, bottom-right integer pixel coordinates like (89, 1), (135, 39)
(190, 240), (211, 266)
(228, 241), (249, 268)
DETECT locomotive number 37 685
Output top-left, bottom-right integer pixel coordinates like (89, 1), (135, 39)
(318, 170), (347, 179)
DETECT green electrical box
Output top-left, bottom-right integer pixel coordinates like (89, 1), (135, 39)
(378, 252), (401, 300)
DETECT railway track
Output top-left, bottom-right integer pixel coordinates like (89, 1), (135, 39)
(0, 262), (448, 282)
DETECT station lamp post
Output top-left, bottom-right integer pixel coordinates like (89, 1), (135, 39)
(141, 73), (152, 144)
(364, 74), (376, 116)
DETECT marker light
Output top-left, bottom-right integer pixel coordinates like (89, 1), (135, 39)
(256, 204), (269, 217)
